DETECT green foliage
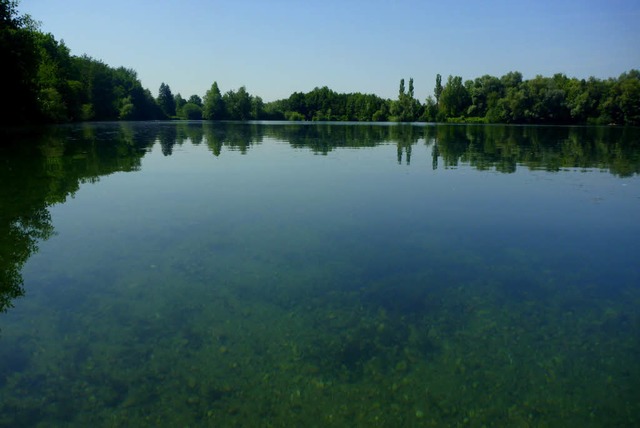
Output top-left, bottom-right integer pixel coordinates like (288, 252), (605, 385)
(372, 103), (389, 122)
(31, 34), (66, 118)
(285, 111), (305, 121)
(80, 103), (94, 121)
(174, 93), (186, 116)
(201, 84), (265, 121)
(422, 96), (437, 122)
(0, 0), (40, 124)
(393, 77), (421, 122)
(262, 100), (286, 120)
(118, 96), (135, 120)
(600, 71), (640, 125)
(188, 94), (202, 107)
(466, 75), (504, 118)
(287, 92), (308, 119)
(202, 82), (226, 120)
(434, 74), (443, 106)
(157, 82), (176, 118)
(445, 116), (487, 124)
(30, 54), (162, 122)
(1, 0), (37, 29)
(251, 96), (265, 120)
(618, 74), (640, 125)
(501, 71), (523, 89)
(439, 75), (471, 118)
(63, 57), (162, 121)
(180, 103), (202, 120)
(224, 86), (252, 120)
(39, 87), (67, 122)
(260, 71), (638, 125)
(267, 86), (389, 122)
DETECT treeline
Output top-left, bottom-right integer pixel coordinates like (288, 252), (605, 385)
(1, 1), (273, 124)
(265, 86), (390, 121)
(426, 72), (640, 125)
(268, 72), (640, 125)
(2, 1), (164, 124)
(2, 0), (639, 126)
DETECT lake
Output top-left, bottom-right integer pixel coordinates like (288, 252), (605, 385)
(1, 121), (639, 427)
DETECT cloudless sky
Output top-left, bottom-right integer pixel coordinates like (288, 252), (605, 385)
(20, 0), (640, 102)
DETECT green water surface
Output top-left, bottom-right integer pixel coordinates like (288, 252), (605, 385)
(1, 122), (639, 427)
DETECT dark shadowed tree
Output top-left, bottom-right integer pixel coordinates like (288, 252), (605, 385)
(467, 74), (505, 118)
(423, 96), (437, 121)
(224, 86), (252, 120)
(0, 0), (41, 124)
(501, 71), (523, 90)
(251, 96), (264, 119)
(157, 82), (176, 117)
(287, 92), (308, 119)
(600, 70), (640, 125)
(180, 103), (202, 120)
(188, 94), (202, 107)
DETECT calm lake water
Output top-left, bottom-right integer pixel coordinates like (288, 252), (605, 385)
(1, 122), (639, 427)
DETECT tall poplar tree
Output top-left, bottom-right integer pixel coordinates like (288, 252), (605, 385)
(434, 74), (443, 107)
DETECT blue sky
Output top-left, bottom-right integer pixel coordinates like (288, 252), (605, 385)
(21, 0), (640, 102)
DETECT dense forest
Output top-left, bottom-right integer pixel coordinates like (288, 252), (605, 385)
(2, 0), (639, 126)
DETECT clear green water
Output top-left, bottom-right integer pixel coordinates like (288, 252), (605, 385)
(1, 122), (639, 427)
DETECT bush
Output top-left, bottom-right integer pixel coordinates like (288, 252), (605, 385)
(285, 111), (305, 121)
(180, 103), (202, 120)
